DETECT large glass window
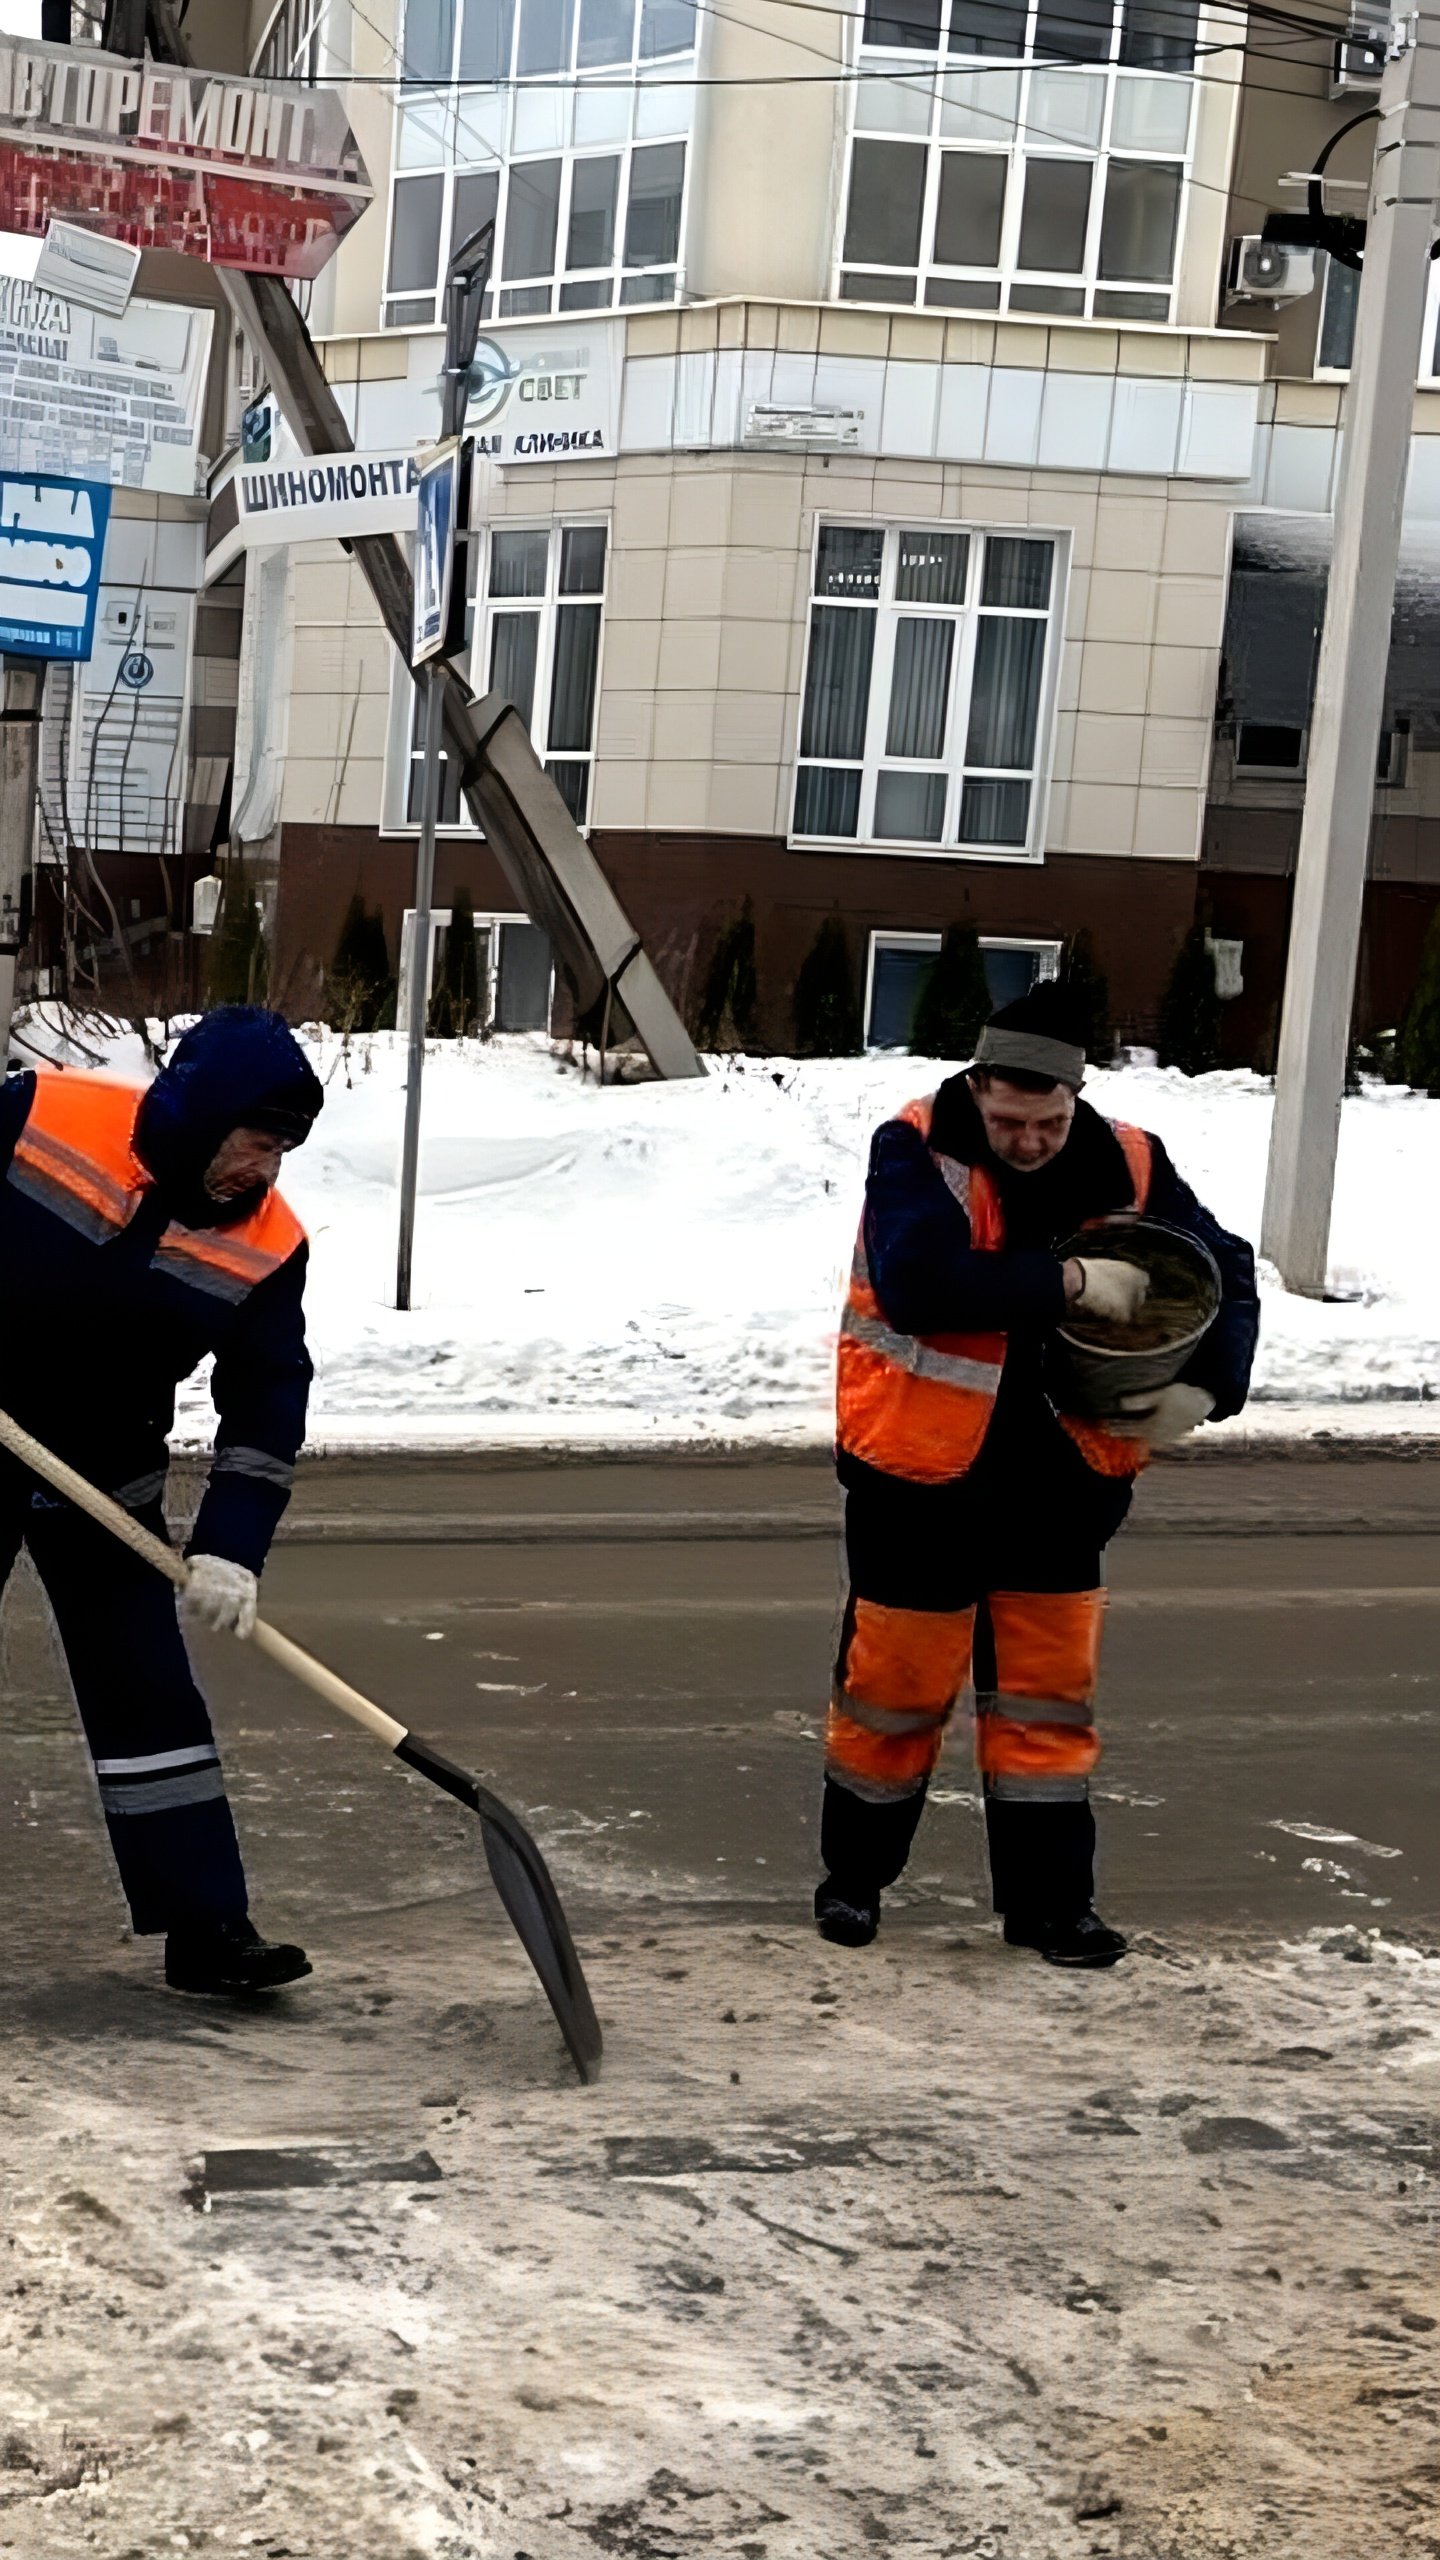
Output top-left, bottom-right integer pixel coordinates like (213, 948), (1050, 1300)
(793, 523), (1059, 856)
(402, 520), (607, 826)
(839, 0), (1195, 321)
(385, 0), (694, 324)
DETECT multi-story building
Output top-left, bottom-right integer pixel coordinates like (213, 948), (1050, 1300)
(49, 0), (1438, 1057)
(175, 0), (1276, 1050)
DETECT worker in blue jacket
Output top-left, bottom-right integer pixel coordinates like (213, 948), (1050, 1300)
(0, 1005), (323, 1995)
(819, 980), (1259, 1967)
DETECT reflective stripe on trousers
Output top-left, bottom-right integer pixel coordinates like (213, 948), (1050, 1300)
(825, 1596), (976, 1805)
(974, 1587), (1104, 1805)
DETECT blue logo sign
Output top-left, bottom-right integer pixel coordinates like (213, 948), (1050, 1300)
(464, 337), (522, 428)
(0, 474), (111, 665)
(119, 649), (154, 689)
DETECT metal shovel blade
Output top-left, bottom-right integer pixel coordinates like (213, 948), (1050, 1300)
(396, 1735), (603, 2083)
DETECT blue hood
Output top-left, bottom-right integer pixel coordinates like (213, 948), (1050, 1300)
(134, 1007), (323, 1225)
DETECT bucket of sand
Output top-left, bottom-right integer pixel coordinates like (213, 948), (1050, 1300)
(1050, 1213), (1221, 1422)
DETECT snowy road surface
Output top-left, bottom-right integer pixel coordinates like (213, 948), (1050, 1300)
(20, 1014), (1440, 1439)
(2, 1453), (1440, 2556)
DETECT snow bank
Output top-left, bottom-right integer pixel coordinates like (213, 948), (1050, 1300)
(15, 1015), (1440, 1441)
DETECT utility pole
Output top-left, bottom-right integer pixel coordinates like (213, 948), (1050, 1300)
(1262, 5), (1440, 1293)
(0, 659), (43, 1064)
(395, 221), (492, 1315)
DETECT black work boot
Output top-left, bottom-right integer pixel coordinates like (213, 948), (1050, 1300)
(1003, 1908), (1128, 1969)
(164, 1915), (312, 1995)
(814, 1876), (881, 1948)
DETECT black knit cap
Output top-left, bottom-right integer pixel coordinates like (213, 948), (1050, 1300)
(972, 979), (1088, 1090)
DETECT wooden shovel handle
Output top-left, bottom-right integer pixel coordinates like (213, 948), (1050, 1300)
(0, 1407), (405, 1750)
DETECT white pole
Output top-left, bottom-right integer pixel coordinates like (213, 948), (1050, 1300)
(1261, 7), (1440, 1295)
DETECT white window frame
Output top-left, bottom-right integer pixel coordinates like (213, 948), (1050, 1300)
(791, 517), (1068, 865)
(836, 0), (1199, 321)
(863, 929), (1061, 1047)
(383, 513), (608, 833)
(382, 0), (697, 328)
(397, 904), (556, 1031)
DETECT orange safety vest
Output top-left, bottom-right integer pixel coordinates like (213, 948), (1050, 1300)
(836, 1093), (1153, 1488)
(9, 1067), (306, 1303)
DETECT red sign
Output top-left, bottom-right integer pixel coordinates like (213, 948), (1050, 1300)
(0, 39), (372, 280)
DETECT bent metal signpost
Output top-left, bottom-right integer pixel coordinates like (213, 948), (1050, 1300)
(0, 37), (371, 278)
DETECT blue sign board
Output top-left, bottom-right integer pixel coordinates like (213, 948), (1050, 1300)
(0, 473), (111, 664)
(412, 439), (462, 668)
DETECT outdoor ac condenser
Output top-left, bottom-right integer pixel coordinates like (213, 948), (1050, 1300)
(1225, 236), (1318, 305)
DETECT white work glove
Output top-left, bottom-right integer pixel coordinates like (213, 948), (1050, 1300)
(1113, 1384), (1215, 1448)
(1071, 1258), (1150, 1325)
(182, 1554), (259, 1640)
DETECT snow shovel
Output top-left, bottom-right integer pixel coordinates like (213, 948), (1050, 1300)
(0, 1408), (602, 2085)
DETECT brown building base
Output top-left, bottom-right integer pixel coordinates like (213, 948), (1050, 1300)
(271, 824), (1203, 1051)
(1203, 802), (1440, 1068)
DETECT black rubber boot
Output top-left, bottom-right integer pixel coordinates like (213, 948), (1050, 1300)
(1002, 1909), (1128, 1969)
(164, 1915), (312, 1995)
(814, 1876), (881, 1948)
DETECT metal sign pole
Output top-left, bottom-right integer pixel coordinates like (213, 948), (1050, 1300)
(0, 657), (43, 1063)
(394, 220), (493, 1313)
(395, 662), (444, 1311)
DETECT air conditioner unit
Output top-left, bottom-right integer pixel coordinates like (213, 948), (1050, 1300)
(1225, 235), (1318, 305)
(1331, 0), (1388, 91)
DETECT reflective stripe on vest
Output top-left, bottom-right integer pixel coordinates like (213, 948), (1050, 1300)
(835, 1093), (1153, 1487)
(836, 1095), (1006, 1486)
(10, 1067), (305, 1297)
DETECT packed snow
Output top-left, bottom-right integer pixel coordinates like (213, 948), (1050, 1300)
(14, 1014), (1440, 1443)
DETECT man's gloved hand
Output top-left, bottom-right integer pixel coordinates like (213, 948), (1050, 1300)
(182, 1554), (259, 1640)
(1113, 1384), (1215, 1447)
(1070, 1258), (1150, 1325)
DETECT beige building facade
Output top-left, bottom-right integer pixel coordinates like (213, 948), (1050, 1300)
(199, 0), (1288, 1042)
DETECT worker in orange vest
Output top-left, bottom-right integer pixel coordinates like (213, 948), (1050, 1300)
(817, 981), (1259, 1967)
(0, 1006), (323, 1995)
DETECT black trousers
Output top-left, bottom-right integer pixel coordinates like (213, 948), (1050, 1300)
(822, 1436), (1132, 1921)
(2, 1464), (249, 1935)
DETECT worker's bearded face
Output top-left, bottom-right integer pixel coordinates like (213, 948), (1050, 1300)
(968, 1073), (1077, 1173)
(204, 1126), (295, 1203)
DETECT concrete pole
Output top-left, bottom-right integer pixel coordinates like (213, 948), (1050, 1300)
(1261, 9), (1440, 1294)
(0, 658), (44, 1065)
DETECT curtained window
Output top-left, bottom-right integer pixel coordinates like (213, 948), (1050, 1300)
(793, 524), (1058, 855)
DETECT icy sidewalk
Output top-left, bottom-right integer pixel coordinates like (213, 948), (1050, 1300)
(20, 1016), (1440, 1445)
(2, 1912), (1437, 2560)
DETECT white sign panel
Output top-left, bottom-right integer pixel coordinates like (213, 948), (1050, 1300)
(33, 220), (140, 319)
(465, 327), (618, 468)
(412, 438), (462, 667)
(228, 446), (422, 549)
(40, 584), (193, 859)
(0, 275), (212, 496)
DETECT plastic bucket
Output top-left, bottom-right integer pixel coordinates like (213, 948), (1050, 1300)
(1049, 1213), (1221, 1422)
